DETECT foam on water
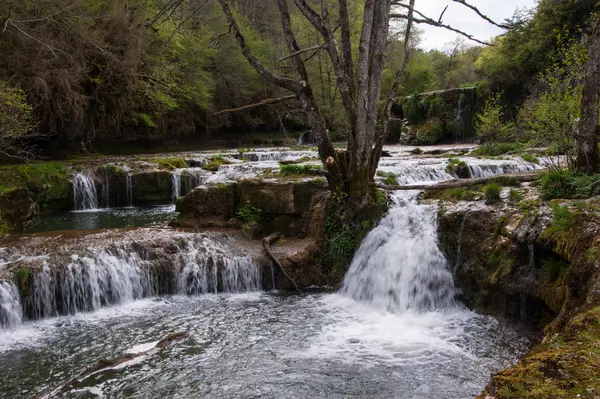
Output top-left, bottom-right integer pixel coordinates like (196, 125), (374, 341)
(0, 282), (22, 331)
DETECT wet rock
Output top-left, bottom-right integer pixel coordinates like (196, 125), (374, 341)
(131, 171), (173, 206)
(176, 183), (237, 219)
(0, 189), (38, 232)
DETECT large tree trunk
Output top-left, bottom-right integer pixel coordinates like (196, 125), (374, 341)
(576, 19), (600, 174)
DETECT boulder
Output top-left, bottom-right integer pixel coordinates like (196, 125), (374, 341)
(176, 183), (237, 219)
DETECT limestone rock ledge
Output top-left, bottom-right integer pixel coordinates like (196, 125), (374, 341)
(432, 193), (600, 398)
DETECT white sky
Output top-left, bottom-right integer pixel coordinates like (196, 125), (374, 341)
(415, 0), (537, 50)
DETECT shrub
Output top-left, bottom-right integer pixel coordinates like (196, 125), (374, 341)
(508, 188), (524, 203)
(538, 170), (600, 200)
(475, 92), (516, 143)
(483, 182), (502, 204)
(377, 171), (399, 186)
(236, 203), (262, 223)
(472, 142), (523, 156)
(0, 82), (41, 160)
(414, 118), (444, 145)
(520, 153), (540, 164)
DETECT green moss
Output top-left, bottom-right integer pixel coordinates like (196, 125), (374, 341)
(325, 215), (357, 274)
(103, 164), (126, 175)
(202, 156), (231, 172)
(445, 158), (469, 176)
(377, 171), (399, 186)
(0, 162), (70, 210)
(279, 164), (324, 176)
(13, 267), (32, 295)
(543, 204), (575, 238)
(483, 182), (502, 204)
(153, 158), (187, 170)
(488, 307), (600, 399)
(520, 152), (540, 164)
(414, 118), (444, 145)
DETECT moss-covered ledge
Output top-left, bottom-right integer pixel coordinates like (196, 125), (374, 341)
(430, 187), (600, 398)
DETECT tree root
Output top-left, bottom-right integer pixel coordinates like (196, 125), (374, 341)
(262, 233), (302, 294)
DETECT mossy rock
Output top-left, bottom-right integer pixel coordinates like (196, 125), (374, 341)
(413, 118), (444, 145)
(0, 188), (38, 231)
(176, 183), (238, 219)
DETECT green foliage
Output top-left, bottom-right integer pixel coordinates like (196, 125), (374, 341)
(520, 153), (540, 164)
(414, 118), (444, 145)
(475, 92), (516, 143)
(445, 188), (478, 201)
(483, 182), (502, 204)
(490, 176), (519, 187)
(377, 171), (399, 186)
(540, 257), (568, 284)
(279, 164), (323, 176)
(236, 203), (262, 223)
(0, 162), (70, 205)
(445, 158), (468, 174)
(325, 216), (357, 274)
(154, 158), (187, 170)
(13, 268), (31, 292)
(472, 142), (523, 156)
(202, 157), (231, 172)
(0, 81), (39, 159)
(539, 171), (600, 200)
(508, 188), (524, 203)
(544, 204), (575, 237)
(412, 147), (423, 155)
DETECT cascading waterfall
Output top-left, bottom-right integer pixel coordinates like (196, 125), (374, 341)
(171, 171), (181, 204)
(340, 191), (455, 312)
(177, 237), (261, 295)
(0, 281), (22, 330)
(72, 173), (99, 211)
(468, 161), (540, 178)
(0, 234), (262, 329)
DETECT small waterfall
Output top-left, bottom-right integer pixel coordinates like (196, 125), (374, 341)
(0, 281), (22, 330)
(125, 173), (133, 207)
(454, 93), (464, 143)
(172, 171), (181, 204)
(181, 168), (207, 196)
(72, 173), (99, 210)
(3, 234), (262, 324)
(177, 237), (261, 295)
(340, 191), (455, 313)
(30, 250), (154, 319)
(468, 161), (540, 179)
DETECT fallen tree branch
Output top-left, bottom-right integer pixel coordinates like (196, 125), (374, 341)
(377, 172), (540, 191)
(262, 232), (302, 294)
(213, 95), (297, 116)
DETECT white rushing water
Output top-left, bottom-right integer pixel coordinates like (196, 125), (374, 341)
(0, 281), (22, 331)
(0, 234), (262, 328)
(72, 173), (99, 210)
(125, 173), (133, 207)
(340, 191), (455, 312)
(171, 170), (182, 204)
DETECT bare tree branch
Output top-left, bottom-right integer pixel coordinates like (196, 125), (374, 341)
(212, 95), (297, 116)
(450, 0), (510, 29)
(391, 10), (491, 46)
(217, 0), (300, 92)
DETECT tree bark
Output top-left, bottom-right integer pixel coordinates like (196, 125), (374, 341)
(576, 18), (600, 174)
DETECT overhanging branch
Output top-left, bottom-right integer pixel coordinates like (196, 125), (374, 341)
(212, 95), (297, 116)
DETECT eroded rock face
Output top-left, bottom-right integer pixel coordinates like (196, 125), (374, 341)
(433, 193), (600, 398)
(176, 179), (328, 238)
(131, 171), (173, 206)
(0, 189), (38, 232)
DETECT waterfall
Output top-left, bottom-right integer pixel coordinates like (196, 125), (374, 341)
(468, 161), (540, 179)
(126, 173), (133, 207)
(177, 237), (261, 295)
(0, 281), (22, 330)
(72, 173), (99, 211)
(0, 234), (262, 327)
(454, 93), (464, 142)
(340, 191), (455, 313)
(172, 171), (181, 204)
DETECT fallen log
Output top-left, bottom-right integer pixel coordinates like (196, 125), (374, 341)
(262, 233), (302, 294)
(377, 172), (540, 191)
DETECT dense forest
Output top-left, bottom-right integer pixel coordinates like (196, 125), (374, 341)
(0, 0), (598, 159)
